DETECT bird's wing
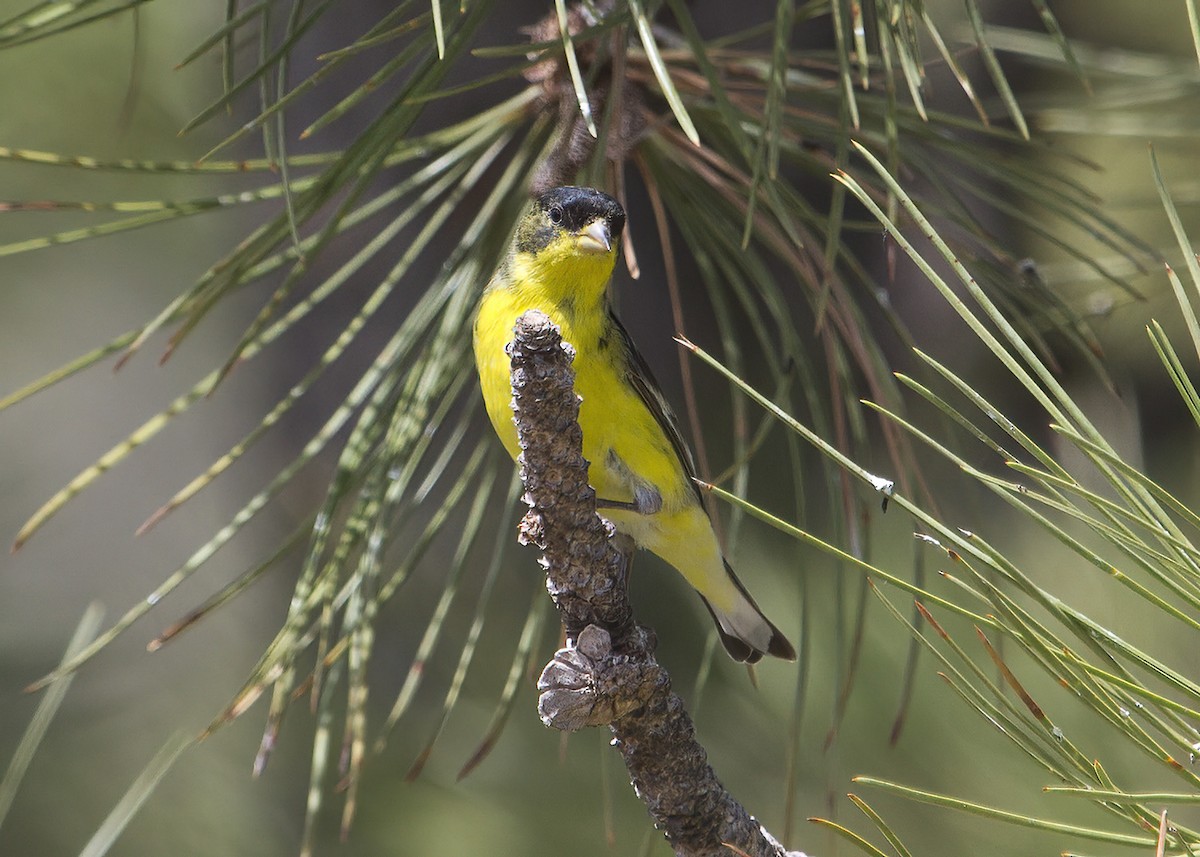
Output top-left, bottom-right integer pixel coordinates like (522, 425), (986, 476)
(608, 311), (706, 506)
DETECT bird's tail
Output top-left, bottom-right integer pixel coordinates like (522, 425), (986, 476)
(699, 561), (796, 664)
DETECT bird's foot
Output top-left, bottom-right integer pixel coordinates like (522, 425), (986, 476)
(595, 485), (662, 516)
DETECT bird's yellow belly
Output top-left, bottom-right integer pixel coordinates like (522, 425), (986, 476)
(474, 294), (735, 612)
(473, 298), (689, 519)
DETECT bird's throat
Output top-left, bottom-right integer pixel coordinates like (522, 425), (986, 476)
(508, 248), (614, 345)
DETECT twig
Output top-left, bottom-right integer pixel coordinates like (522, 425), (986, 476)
(507, 309), (805, 857)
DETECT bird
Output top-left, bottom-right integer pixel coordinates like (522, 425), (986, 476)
(473, 185), (794, 663)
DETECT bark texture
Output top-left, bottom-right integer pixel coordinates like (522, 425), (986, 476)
(508, 309), (803, 857)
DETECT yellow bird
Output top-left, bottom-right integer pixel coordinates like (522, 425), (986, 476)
(473, 186), (794, 663)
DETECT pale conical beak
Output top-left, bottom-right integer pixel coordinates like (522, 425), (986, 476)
(576, 218), (612, 254)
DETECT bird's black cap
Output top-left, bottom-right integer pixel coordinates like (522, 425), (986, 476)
(518, 185), (622, 246)
(536, 186), (626, 237)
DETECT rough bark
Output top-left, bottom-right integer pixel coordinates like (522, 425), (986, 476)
(507, 309), (804, 857)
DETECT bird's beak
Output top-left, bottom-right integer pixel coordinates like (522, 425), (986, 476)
(576, 218), (612, 254)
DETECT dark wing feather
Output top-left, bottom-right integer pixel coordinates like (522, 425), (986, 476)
(607, 311), (706, 507)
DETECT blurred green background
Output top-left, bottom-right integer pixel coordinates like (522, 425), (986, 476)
(2, 2), (1199, 856)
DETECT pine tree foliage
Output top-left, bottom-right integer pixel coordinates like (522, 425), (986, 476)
(1, 2), (1199, 855)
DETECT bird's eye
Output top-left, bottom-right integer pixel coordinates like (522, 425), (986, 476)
(548, 206), (563, 225)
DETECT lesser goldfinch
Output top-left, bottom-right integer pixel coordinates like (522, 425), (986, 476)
(474, 186), (794, 663)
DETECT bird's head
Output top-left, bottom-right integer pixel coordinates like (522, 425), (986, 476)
(511, 186), (626, 299)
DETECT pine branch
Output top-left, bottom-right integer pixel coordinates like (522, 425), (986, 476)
(508, 309), (804, 857)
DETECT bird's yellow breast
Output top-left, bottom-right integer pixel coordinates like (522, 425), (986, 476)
(473, 266), (690, 518)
